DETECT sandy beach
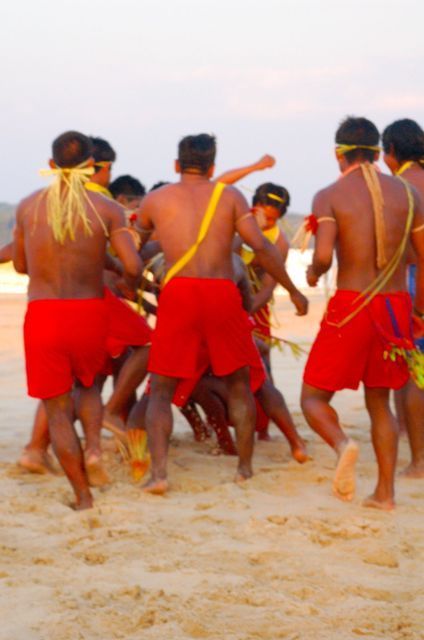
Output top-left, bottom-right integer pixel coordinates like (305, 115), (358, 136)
(1, 292), (423, 640)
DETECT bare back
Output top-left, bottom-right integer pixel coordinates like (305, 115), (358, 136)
(314, 168), (424, 293)
(14, 188), (133, 300)
(138, 177), (250, 280)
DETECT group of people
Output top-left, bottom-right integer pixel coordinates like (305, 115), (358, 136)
(3, 116), (424, 512)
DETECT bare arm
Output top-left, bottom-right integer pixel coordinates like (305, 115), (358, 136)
(108, 204), (143, 290)
(135, 193), (156, 247)
(232, 254), (253, 312)
(251, 273), (276, 314)
(12, 203), (27, 274)
(233, 189), (308, 315)
(0, 242), (13, 264)
(307, 189), (337, 287)
(410, 190), (424, 313)
(216, 155), (275, 185)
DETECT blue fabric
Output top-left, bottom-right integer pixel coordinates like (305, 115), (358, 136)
(408, 265), (424, 350)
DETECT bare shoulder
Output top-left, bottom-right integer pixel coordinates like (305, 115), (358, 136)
(16, 189), (46, 221)
(312, 182), (337, 216)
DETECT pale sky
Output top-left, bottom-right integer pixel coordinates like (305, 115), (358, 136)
(1, 0), (423, 212)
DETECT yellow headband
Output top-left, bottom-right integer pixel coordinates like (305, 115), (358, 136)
(336, 144), (381, 156)
(95, 160), (113, 168)
(39, 160), (94, 179)
(267, 193), (286, 204)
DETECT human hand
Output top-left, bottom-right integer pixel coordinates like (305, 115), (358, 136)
(290, 289), (308, 316)
(306, 265), (319, 287)
(255, 154), (276, 170)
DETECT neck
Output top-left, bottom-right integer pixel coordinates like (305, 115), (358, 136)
(180, 172), (210, 184)
(396, 160), (418, 176)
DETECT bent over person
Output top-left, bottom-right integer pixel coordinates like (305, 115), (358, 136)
(301, 116), (424, 510)
(13, 131), (142, 509)
(137, 133), (308, 494)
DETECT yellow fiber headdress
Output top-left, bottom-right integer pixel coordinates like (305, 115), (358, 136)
(336, 144), (381, 156)
(39, 161), (108, 243)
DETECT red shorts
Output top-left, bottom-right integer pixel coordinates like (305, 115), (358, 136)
(303, 290), (412, 391)
(104, 288), (152, 359)
(148, 278), (265, 405)
(24, 298), (108, 399)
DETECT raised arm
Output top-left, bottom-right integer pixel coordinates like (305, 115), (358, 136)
(12, 203), (27, 274)
(216, 155), (275, 185)
(233, 189), (308, 315)
(306, 189), (337, 287)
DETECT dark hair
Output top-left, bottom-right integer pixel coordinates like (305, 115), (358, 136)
(52, 131), (93, 168)
(109, 175), (146, 199)
(382, 119), (424, 167)
(335, 116), (380, 164)
(252, 182), (290, 217)
(178, 134), (216, 174)
(89, 136), (117, 171)
(149, 181), (170, 191)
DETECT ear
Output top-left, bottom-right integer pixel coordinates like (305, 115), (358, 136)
(86, 156), (95, 167)
(373, 151), (380, 162)
(116, 194), (127, 205)
(206, 164), (215, 179)
(175, 159), (181, 174)
(49, 159), (56, 169)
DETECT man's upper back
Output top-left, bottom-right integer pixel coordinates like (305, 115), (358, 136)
(16, 189), (120, 300)
(140, 178), (248, 280)
(316, 167), (421, 292)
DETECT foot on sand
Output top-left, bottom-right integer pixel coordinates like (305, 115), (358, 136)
(84, 452), (110, 487)
(142, 477), (169, 495)
(399, 462), (424, 479)
(333, 439), (359, 501)
(71, 493), (94, 511)
(18, 448), (57, 475)
(290, 439), (310, 464)
(362, 494), (395, 511)
(234, 465), (253, 484)
(102, 410), (127, 442)
(257, 430), (272, 442)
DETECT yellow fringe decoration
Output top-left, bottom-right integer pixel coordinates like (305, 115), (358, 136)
(117, 429), (150, 482)
(384, 346), (424, 389)
(360, 163), (387, 269)
(39, 161), (108, 244)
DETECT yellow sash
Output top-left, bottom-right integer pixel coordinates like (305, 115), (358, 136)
(163, 182), (226, 286)
(241, 224), (280, 265)
(85, 181), (113, 199)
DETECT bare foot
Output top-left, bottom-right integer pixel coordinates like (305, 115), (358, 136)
(18, 448), (57, 475)
(142, 477), (169, 495)
(84, 453), (110, 488)
(72, 494), (94, 511)
(102, 410), (127, 442)
(333, 439), (359, 501)
(257, 431), (272, 442)
(290, 439), (310, 464)
(362, 494), (395, 511)
(234, 465), (253, 484)
(399, 462), (424, 479)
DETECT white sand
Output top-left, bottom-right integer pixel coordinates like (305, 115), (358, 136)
(0, 293), (423, 640)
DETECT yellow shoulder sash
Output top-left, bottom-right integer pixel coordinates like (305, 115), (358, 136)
(85, 182), (113, 199)
(163, 182), (226, 286)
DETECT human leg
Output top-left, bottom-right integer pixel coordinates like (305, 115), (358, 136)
(143, 374), (178, 494)
(401, 381), (424, 478)
(363, 386), (398, 510)
(19, 401), (56, 474)
(301, 383), (358, 500)
(225, 367), (256, 480)
(43, 392), (93, 509)
(74, 383), (110, 487)
(257, 380), (308, 462)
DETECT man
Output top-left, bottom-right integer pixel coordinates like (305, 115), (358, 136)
(109, 175), (146, 210)
(301, 116), (424, 510)
(383, 118), (424, 478)
(137, 133), (308, 494)
(13, 131), (142, 509)
(86, 136), (116, 197)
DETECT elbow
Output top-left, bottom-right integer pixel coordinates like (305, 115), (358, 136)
(13, 259), (27, 274)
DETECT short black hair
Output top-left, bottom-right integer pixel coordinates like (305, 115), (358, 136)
(178, 134), (216, 174)
(149, 181), (170, 191)
(52, 131), (93, 168)
(382, 119), (424, 166)
(335, 116), (380, 164)
(252, 182), (290, 217)
(89, 136), (117, 169)
(109, 175), (146, 199)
